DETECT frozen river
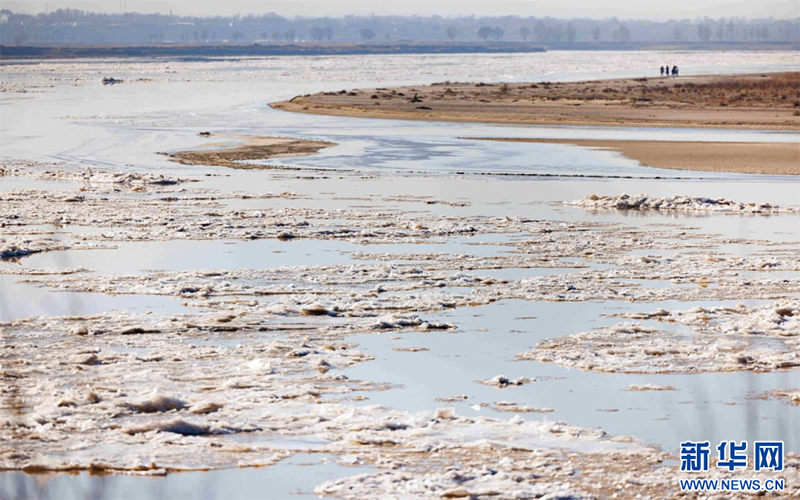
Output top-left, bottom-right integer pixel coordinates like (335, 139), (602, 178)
(1, 50), (799, 499)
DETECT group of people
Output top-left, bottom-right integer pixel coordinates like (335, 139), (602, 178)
(660, 65), (679, 77)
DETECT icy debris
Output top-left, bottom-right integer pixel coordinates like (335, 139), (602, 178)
(316, 468), (589, 500)
(433, 407), (456, 419)
(568, 193), (800, 214)
(480, 375), (532, 388)
(70, 326), (89, 336)
(1, 160), (190, 187)
(19, 255), (800, 326)
(70, 351), (101, 365)
(56, 388), (102, 407)
(0, 308), (387, 471)
(523, 302), (800, 374)
(124, 418), (211, 436)
(421, 321), (454, 331)
(314, 408), (682, 499)
(624, 384), (677, 391)
(0, 298), (793, 490)
(0, 237), (64, 258)
(0, 236), (112, 260)
(0, 267), (90, 276)
(301, 304), (338, 317)
(614, 301), (800, 338)
(435, 395), (468, 402)
(123, 390), (186, 413)
(3, 185), (541, 243)
(372, 315), (454, 330)
(493, 401), (554, 413)
(7, 180), (712, 252)
(392, 346), (430, 352)
(765, 389), (800, 405)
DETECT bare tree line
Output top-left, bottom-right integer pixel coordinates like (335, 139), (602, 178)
(1, 8), (797, 45)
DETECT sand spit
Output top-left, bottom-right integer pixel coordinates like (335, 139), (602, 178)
(522, 301), (800, 373)
(467, 138), (800, 176)
(162, 134), (335, 169)
(271, 72), (800, 131)
(568, 194), (800, 213)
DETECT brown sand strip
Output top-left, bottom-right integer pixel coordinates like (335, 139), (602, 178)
(465, 138), (800, 176)
(163, 134), (334, 169)
(271, 72), (800, 131)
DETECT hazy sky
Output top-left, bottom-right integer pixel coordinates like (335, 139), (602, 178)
(5, 0), (799, 19)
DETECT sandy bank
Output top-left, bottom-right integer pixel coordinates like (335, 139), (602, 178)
(465, 138), (800, 176)
(271, 72), (800, 131)
(162, 134), (334, 169)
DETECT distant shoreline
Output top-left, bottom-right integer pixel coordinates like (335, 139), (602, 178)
(1, 42), (543, 60)
(1, 41), (797, 60)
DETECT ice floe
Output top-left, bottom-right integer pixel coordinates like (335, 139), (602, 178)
(522, 301), (800, 373)
(568, 193), (800, 214)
